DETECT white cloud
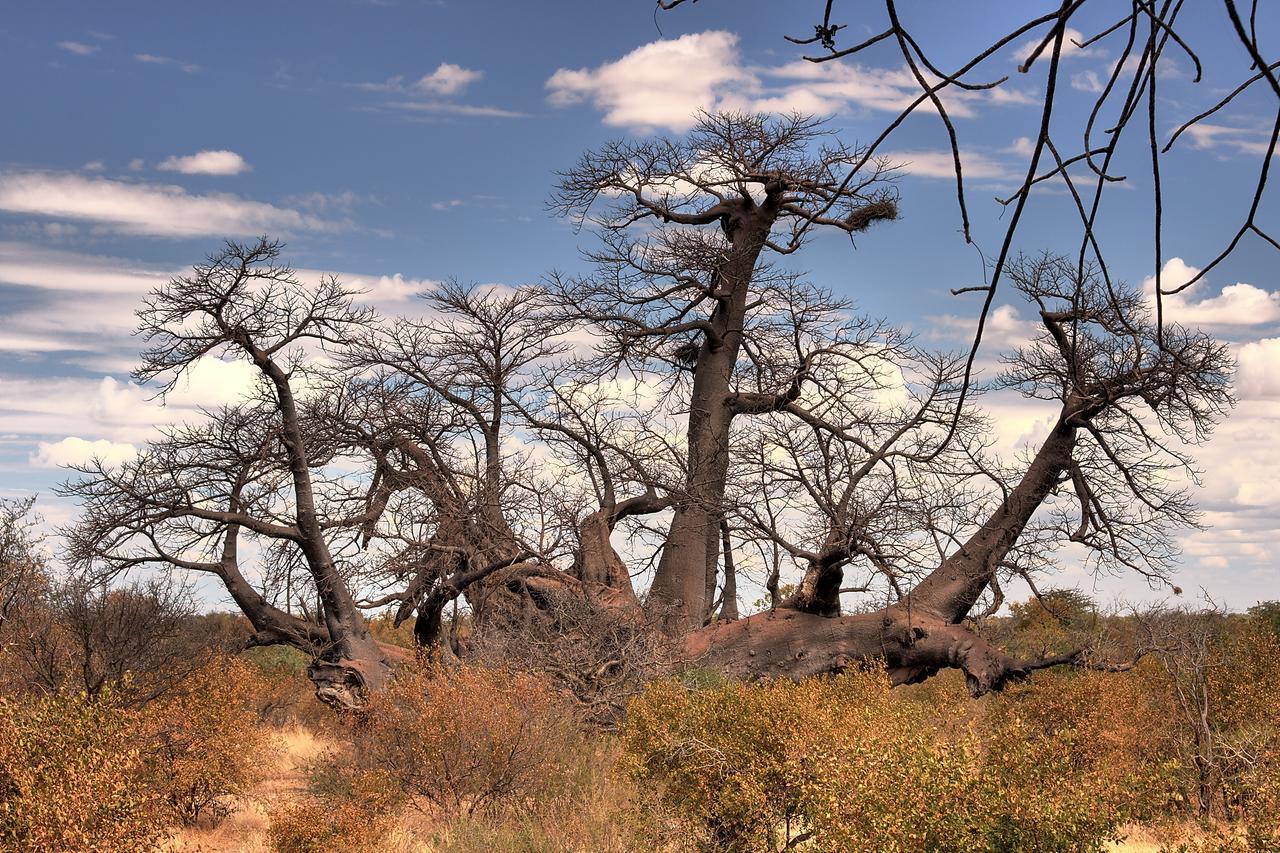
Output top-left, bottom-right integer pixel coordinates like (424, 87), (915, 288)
(32, 436), (137, 469)
(1235, 338), (1280, 400)
(1179, 123), (1276, 159)
(1143, 258), (1280, 329)
(82, 161), (105, 172)
(415, 63), (482, 96)
(546, 31), (1032, 133)
(931, 303), (1036, 352)
(354, 66), (519, 119)
(547, 31), (753, 131)
(135, 53), (200, 73)
(0, 172), (330, 238)
(883, 150), (1008, 180)
(1013, 28), (1099, 64)
(157, 150), (252, 176)
(1070, 70), (1104, 93)
(381, 101), (526, 119)
(0, 241), (172, 294)
(58, 41), (97, 56)
(1007, 137), (1036, 157)
(166, 358), (261, 407)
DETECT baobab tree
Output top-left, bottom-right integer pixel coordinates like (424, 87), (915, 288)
(64, 109), (1230, 707)
(549, 112), (900, 630)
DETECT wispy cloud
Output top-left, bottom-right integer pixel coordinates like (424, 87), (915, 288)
(0, 172), (331, 238)
(1178, 122), (1276, 159)
(882, 150), (1009, 181)
(383, 101), (526, 119)
(135, 53), (200, 73)
(57, 40), (97, 56)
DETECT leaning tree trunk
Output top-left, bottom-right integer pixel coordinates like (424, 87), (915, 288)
(682, 412), (1080, 694)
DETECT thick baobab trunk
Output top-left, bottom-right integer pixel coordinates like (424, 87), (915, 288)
(683, 605), (1039, 695)
(572, 509), (641, 607)
(650, 211), (774, 630)
(683, 411), (1081, 693)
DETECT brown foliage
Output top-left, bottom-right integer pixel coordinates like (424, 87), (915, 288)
(623, 667), (1138, 852)
(0, 689), (165, 852)
(356, 662), (587, 817)
(266, 767), (401, 853)
(136, 655), (274, 825)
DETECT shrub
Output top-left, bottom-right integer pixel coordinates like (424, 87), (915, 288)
(357, 662), (586, 817)
(0, 690), (165, 852)
(267, 767), (400, 853)
(136, 655), (273, 825)
(623, 667), (1134, 853)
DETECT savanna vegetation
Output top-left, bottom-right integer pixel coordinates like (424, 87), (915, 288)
(3, 500), (1279, 850)
(4, 0), (1279, 849)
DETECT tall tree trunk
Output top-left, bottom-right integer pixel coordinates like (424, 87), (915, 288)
(649, 211), (774, 630)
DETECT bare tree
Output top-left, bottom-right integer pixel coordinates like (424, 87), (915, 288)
(63, 239), (396, 709)
(0, 497), (44, 639)
(658, 1), (1279, 408)
(63, 112), (1232, 707)
(691, 253), (1230, 694)
(550, 112), (900, 630)
(12, 576), (215, 707)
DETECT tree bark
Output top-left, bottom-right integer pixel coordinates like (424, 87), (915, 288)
(649, 209), (776, 630)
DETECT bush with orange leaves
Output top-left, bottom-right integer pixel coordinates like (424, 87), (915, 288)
(355, 662), (587, 817)
(0, 655), (271, 850)
(623, 667), (1136, 853)
(136, 655), (274, 825)
(0, 688), (165, 852)
(266, 767), (401, 853)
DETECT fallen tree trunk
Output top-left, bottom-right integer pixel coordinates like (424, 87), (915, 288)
(682, 605), (1036, 696)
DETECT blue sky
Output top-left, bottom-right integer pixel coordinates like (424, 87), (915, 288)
(1, 1), (1277, 608)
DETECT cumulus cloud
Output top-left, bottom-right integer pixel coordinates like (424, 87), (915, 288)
(157, 149), (252, 176)
(0, 172), (330, 238)
(1235, 338), (1280, 400)
(165, 357), (261, 407)
(32, 436), (137, 468)
(1143, 257), (1280, 329)
(415, 62), (482, 95)
(546, 31), (1033, 132)
(547, 31), (752, 132)
(1012, 28), (1099, 64)
(931, 303), (1036, 351)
